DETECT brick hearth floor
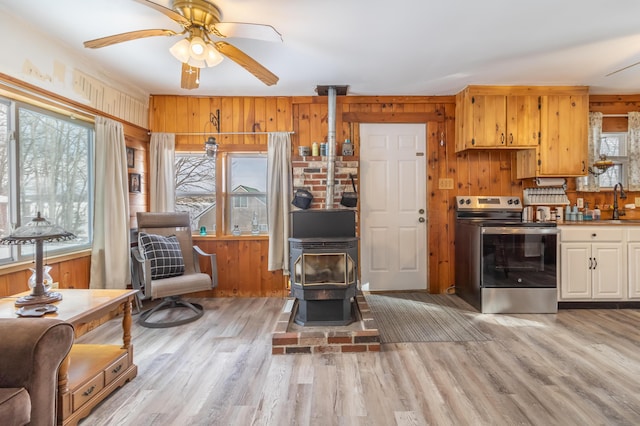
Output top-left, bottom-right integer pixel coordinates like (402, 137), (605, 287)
(271, 292), (380, 354)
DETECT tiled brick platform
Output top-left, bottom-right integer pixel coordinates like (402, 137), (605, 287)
(271, 292), (380, 355)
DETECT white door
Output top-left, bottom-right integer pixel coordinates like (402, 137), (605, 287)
(360, 123), (427, 291)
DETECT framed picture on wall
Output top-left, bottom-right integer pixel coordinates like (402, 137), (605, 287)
(129, 173), (141, 193)
(126, 147), (135, 168)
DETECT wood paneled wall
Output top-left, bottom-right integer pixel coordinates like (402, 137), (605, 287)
(125, 124), (151, 228)
(5, 92), (635, 298)
(568, 95), (640, 217)
(192, 238), (286, 297)
(149, 95), (524, 294)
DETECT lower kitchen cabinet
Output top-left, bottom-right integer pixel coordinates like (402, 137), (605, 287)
(559, 226), (626, 301)
(627, 229), (640, 299)
(560, 242), (625, 300)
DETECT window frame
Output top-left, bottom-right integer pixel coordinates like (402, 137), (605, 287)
(224, 151), (268, 236)
(175, 144), (268, 238)
(598, 131), (628, 189)
(0, 97), (94, 264)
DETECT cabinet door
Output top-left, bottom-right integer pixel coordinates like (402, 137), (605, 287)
(591, 243), (626, 299)
(471, 94), (507, 147)
(628, 242), (640, 299)
(560, 243), (591, 300)
(506, 95), (540, 147)
(538, 94), (588, 176)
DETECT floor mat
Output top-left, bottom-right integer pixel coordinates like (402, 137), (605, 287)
(365, 292), (490, 343)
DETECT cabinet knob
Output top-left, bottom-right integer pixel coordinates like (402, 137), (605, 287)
(591, 233), (597, 237)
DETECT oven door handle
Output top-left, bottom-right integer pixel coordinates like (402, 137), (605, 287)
(481, 227), (559, 235)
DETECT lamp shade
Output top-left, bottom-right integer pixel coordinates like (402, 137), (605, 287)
(169, 38), (191, 63)
(0, 212), (76, 307)
(189, 36), (208, 60)
(205, 44), (224, 67)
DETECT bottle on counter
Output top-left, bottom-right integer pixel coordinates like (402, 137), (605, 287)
(594, 205), (601, 220)
(565, 206), (571, 222)
(312, 142), (319, 156)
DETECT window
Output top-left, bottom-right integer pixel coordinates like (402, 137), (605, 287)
(175, 153), (216, 232)
(174, 149), (268, 236)
(598, 132), (627, 188)
(226, 153), (267, 235)
(0, 99), (94, 264)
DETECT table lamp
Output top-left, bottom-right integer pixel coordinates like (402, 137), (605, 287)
(0, 212), (76, 306)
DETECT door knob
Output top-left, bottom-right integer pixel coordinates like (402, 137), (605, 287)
(418, 209), (425, 214)
(419, 217), (426, 223)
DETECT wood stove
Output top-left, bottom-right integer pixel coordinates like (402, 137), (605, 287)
(289, 210), (358, 326)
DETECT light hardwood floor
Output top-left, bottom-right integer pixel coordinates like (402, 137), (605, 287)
(77, 297), (640, 426)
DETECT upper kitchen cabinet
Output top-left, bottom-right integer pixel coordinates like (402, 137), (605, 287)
(516, 88), (589, 178)
(455, 86), (540, 152)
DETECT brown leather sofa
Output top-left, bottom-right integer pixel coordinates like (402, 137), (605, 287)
(0, 318), (74, 426)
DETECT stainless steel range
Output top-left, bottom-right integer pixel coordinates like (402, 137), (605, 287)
(455, 195), (559, 314)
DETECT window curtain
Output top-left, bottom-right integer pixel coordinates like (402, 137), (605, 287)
(267, 132), (292, 273)
(576, 112), (603, 192)
(150, 132), (176, 212)
(90, 117), (130, 289)
(627, 112), (640, 191)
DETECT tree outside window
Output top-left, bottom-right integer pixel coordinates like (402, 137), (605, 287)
(0, 99), (93, 263)
(175, 153), (216, 232)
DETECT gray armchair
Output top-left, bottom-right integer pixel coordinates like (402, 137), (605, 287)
(0, 318), (74, 426)
(131, 212), (218, 328)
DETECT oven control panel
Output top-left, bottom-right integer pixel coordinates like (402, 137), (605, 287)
(455, 196), (522, 211)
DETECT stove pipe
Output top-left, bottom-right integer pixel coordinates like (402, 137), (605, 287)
(326, 86), (337, 209)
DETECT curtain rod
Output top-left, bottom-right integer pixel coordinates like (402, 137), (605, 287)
(149, 131), (295, 136)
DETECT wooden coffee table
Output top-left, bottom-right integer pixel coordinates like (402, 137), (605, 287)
(0, 289), (138, 426)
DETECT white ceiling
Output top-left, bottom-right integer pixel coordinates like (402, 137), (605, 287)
(2, 0), (640, 97)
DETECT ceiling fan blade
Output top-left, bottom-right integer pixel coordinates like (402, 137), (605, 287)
(214, 41), (279, 86)
(606, 60), (640, 77)
(134, 0), (191, 27)
(84, 29), (179, 49)
(181, 63), (200, 90)
(211, 22), (282, 42)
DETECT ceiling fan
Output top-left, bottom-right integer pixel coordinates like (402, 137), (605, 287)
(83, 0), (281, 89)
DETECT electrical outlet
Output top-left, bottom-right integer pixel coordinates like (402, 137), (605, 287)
(438, 178), (454, 190)
(576, 198), (584, 209)
(635, 197), (640, 207)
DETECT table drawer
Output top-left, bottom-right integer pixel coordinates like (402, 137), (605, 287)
(72, 374), (104, 411)
(105, 353), (129, 385)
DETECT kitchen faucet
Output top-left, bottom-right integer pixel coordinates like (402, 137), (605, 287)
(613, 182), (627, 220)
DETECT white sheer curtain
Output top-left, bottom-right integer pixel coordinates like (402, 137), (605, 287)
(150, 133), (176, 212)
(576, 112), (603, 192)
(267, 132), (292, 273)
(627, 112), (640, 191)
(90, 117), (130, 289)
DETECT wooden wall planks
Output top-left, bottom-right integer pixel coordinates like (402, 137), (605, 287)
(5, 93), (638, 298)
(148, 95), (524, 294)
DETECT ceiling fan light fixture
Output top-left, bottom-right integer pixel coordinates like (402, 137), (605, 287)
(169, 38), (191, 63)
(204, 44), (223, 67)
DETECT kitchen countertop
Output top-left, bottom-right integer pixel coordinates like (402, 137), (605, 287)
(558, 220), (640, 226)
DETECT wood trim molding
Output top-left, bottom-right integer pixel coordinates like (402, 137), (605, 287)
(0, 73), (149, 132)
(342, 111), (445, 123)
